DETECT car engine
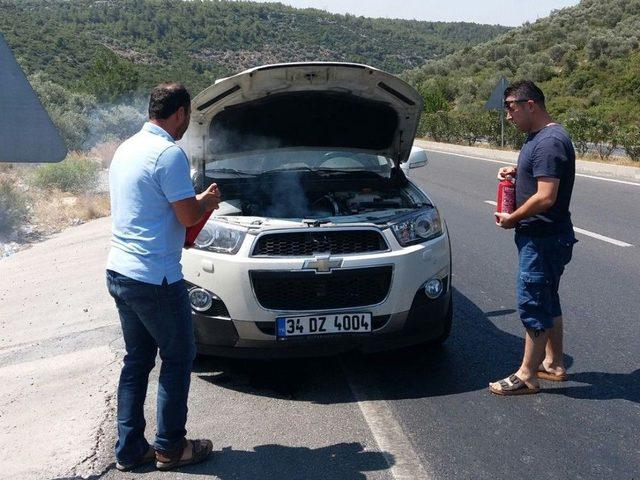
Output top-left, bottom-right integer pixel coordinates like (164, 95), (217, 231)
(238, 189), (413, 218)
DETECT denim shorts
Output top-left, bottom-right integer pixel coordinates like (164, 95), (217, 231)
(515, 231), (577, 331)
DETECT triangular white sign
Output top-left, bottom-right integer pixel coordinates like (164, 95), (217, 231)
(0, 33), (67, 163)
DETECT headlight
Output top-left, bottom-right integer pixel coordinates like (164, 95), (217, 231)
(389, 208), (443, 247)
(194, 220), (247, 254)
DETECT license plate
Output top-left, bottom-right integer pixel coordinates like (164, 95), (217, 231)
(276, 313), (372, 338)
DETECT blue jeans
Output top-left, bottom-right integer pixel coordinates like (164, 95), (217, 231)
(515, 231), (577, 331)
(106, 270), (196, 464)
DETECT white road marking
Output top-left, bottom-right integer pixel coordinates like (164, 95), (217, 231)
(484, 200), (634, 247)
(342, 364), (432, 480)
(573, 173), (640, 186)
(426, 149), (640, 187)
(572, 227), (634, 247)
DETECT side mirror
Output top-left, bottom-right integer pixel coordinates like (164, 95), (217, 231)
(408, 147), (428, 168)
(401, 146), (428, 174)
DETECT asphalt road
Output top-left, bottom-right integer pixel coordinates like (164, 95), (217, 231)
(99, 150), (639, 480)
(373, 150), (640, 479)
(2, 147), (638, 480)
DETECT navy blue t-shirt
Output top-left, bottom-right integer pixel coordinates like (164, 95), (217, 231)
(515, 124), (575, 236)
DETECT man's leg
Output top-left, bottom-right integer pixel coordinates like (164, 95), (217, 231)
(489, 234), (550, 393)
(138, 279), (197, 455)
(107, 273), (157, 465)
(516, 328), (548, 386)
(540, 231), (575, 377)
(542, 315), (565, 375)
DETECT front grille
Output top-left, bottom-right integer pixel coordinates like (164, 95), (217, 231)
(252, 230), (387, 256)
(250, 266), (392, 310)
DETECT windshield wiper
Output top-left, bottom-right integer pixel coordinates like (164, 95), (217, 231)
(206, 168), (259, 177)
(260, 167), (383, 177)
(260, 166), (315, 174)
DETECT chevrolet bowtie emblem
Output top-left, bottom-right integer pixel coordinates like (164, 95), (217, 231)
(303, 254), (343, 273)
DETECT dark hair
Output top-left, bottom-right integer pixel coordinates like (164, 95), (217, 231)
(504, 80), (546, 109)
(148, 82), (191, 120)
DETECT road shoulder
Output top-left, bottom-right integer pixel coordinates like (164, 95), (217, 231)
(415, 139), (640, 181)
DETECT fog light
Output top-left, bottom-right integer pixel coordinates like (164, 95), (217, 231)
(424, 279), (443, 299)
(189, 288), (213, 312)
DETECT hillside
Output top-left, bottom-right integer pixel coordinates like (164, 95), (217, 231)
(404, 0), (640, 139)
(0, 0), (508, 98)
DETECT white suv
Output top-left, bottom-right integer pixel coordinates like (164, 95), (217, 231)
(180, 62), (451, 357)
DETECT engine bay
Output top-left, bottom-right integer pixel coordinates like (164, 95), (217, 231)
(239, 189), (416, 218)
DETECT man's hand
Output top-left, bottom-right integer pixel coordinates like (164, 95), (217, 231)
(497, 166), (517, 180)
(196, 183), (221, 212)
(495, 211), (517, 229)
(172, 183), (221, 227)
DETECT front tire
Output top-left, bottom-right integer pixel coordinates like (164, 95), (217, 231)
(427, 297), (453, 347)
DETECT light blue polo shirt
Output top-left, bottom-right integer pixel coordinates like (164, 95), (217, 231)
(107, 122), (195, 285)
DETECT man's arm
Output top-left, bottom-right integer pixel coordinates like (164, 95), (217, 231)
(171, 183), (221, 227)
(495, 177), (559, 229)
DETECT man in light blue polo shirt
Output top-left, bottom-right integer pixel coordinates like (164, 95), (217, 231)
(106, 82), (220, 471)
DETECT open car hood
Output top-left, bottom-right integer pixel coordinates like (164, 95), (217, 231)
(183, 63), (423, 167)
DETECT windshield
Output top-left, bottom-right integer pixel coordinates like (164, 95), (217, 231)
(205, 149), (393, 178)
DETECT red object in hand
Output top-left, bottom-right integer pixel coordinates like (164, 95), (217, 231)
(185, 210), (213, 247)
(496, 176), (516, 215)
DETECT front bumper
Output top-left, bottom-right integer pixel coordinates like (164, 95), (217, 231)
(192, 282), (451, 358)
(183, 227), (451, 358)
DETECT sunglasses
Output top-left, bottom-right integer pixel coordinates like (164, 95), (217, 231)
(503, 99), (530, 111)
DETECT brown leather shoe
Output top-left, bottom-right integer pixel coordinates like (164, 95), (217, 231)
(155, 438), (213, 471)
(116, 446), (156, 472)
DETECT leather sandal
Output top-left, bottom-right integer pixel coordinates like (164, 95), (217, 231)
(155, 438), (213, 471)
(116, 446), (156, 472)
(536, 367), (568, 382)
(489, 374), (540, 396)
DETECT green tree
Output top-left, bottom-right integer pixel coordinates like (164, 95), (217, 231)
(587, 117), (619, 160)
(620, 126), (640, 162)
(29, 74), (96, 151)
(83, 49), (141, 103)
(565, 111), (593, 156)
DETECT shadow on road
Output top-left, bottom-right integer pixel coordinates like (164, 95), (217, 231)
(93, 442), (392, 479)
(205, 442), (390, 479)
(193, 288), (583, 403)
(545, 369), (640, 403)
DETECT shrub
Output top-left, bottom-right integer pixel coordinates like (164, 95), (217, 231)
(565, 111), (593, 156)
(420, 111), (459, 143)
(448, 110), (493, 146)
(505, 122), (526, 149)
(90, 141), (121, 169)
(31, 153), (100, 194)
(620, 127), (640, 162)
(0, 178), (28, 237)
(587, 118), (619, 160)
(29, 74), (96, 151)
(89, 104), (145, 146)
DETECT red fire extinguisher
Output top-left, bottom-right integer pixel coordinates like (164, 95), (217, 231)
(496, 175), (515, 216)
(184, 210), (213, 247)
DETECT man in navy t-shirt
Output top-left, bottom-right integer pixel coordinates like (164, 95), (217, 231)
(490, 80), (577, 396)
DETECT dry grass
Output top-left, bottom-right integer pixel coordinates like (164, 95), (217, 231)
(29, 190), (110, 236)
(0, 165), (110, 244)
(577, 152), (640, 167)
(90, 141), (121, 169)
